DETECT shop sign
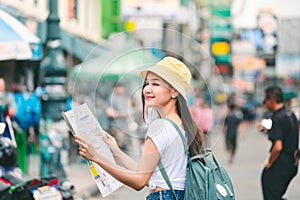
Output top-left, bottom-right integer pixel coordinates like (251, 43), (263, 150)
(276, 54), (300, 78)
(211, 41), (230, 56)
(211, 7), (231, 17)
(232, 55), (266, 70)
(199, 0), (232, 7)
(213, 62), (232, 76)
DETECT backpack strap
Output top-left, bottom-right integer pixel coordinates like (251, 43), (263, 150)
(157, 118), (187, 200)
(157, 161), (178, 200)
(165, 118), (188, 151)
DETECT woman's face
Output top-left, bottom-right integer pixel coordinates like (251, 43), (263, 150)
(143, 72), (176, 108)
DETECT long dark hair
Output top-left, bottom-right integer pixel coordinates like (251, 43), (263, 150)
(141, 78), (204, 156)
(176, 95), (204, 156)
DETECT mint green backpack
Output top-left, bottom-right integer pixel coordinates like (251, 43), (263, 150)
(158, 119), (235, 200)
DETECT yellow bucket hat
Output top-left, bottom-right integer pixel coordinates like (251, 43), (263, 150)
(141, 56), (192, 101)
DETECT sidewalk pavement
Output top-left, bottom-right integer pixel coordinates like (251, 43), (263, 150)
(211, 121), (300, 200)
(24, 121), (300, 200)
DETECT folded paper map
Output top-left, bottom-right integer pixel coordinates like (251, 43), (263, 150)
(62, 103), (123, 197)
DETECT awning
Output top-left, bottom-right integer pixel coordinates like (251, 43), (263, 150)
(0, 9), (42, 61)
(71, 38), (159, 81)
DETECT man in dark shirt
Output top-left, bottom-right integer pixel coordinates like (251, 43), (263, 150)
(260, 86), (299, 200)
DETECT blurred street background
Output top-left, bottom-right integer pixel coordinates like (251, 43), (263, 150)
(0, 0), (300, 199)
(25, 120), (300, 200)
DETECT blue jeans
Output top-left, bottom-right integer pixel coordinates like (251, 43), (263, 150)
(146, 190), (184, 200)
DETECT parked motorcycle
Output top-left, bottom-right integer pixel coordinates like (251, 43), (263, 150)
(0, 122), (74, 200)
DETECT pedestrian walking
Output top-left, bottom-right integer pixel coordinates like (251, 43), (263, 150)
(106, 82), (131, 151)
(74, 56), (204, 199)
(190, 98), (214, 147)
(223, 104), (242, 163)
(259, 86), (299, 200)
(0, 78), (16, 140)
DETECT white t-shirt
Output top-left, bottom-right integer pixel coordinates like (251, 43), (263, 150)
(147, 119), (187, 190)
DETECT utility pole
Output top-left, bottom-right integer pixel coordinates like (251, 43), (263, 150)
(40, 0), (68, 121)
(39, 0), (69, 179)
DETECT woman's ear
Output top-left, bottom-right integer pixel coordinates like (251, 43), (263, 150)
(171, 90), (179, 99)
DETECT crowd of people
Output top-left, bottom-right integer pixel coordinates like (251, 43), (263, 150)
(74, 57), (299, 200)
(1, 55), (299, 199)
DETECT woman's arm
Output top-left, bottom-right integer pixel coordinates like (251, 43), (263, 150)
(75, 135), (159, 191)
(103, 132), (138, 170)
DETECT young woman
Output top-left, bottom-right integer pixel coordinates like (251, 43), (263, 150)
(74, 56), (204, 199)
